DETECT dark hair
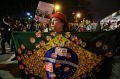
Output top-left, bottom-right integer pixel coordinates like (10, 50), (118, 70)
(59, 18), (69, 32)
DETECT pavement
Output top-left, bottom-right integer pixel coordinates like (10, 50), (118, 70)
(0, 53), (20, 79)
(0, 40), (20, 79)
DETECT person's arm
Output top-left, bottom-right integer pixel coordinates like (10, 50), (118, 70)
(0, 23), (5, 31)
(3, 18), (9, 25)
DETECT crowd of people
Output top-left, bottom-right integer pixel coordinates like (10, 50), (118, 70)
(69, 20), (120, 32)
(101, 20), (120, 31)
(0, 14), (120, 54)
(0, 17), (51, 32)
(0, 16), (52, 54)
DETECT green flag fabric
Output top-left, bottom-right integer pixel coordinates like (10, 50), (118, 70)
(12, 29), (120, 79)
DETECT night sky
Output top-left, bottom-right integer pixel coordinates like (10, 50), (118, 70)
(83, 0), (120, 21)
(0, 0), (120, 21)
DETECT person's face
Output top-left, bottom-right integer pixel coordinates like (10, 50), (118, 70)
(51, 18), (64, 33)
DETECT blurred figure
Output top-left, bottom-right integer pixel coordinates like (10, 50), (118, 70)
(79, 22), (85, 32)
(43, 23), (50, 32)
(91, 21), (98, 32)
(29, 20), (36, 32)
(0, 17), (13, 54)
(96, 22), (102, 32)
(14, 20), (22, 31)
(86, 20), (92, 32)
(109, 21), (118, 30)
(102, 22), (110, 31)
(117, 21), (120, 30)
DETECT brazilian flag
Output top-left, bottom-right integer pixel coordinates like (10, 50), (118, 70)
(12, 29), (120, 79)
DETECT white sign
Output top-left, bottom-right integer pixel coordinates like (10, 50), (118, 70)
(34, 1), (54, 23)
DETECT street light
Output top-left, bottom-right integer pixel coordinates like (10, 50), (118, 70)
(75, 12), (82, 25)
(55, 4), (61, 12)
(26, 12), (31, 16)
(76, 13), (81, 18)
(30, 15), (33, 18)
(26, 12), (33, 20)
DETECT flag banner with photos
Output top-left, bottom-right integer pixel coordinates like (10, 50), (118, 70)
(12, 29), (120, 79)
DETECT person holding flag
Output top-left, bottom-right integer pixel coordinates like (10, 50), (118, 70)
(50, 12), (68, 33)
(43, 12), (78, 79)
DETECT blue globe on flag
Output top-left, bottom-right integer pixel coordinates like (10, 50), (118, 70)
(44, 47), (78, 79)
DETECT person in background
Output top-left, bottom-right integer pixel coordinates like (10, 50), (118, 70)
(86, 20), (92, 32)
(43, 23), (51, 32)
(117, 21), (120, 29)
(109, 21), (118, 30)
(30, 20), (36, 32)
(0, 17), (13, 54)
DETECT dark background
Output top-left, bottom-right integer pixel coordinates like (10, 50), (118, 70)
(0, 0), (120, 21)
